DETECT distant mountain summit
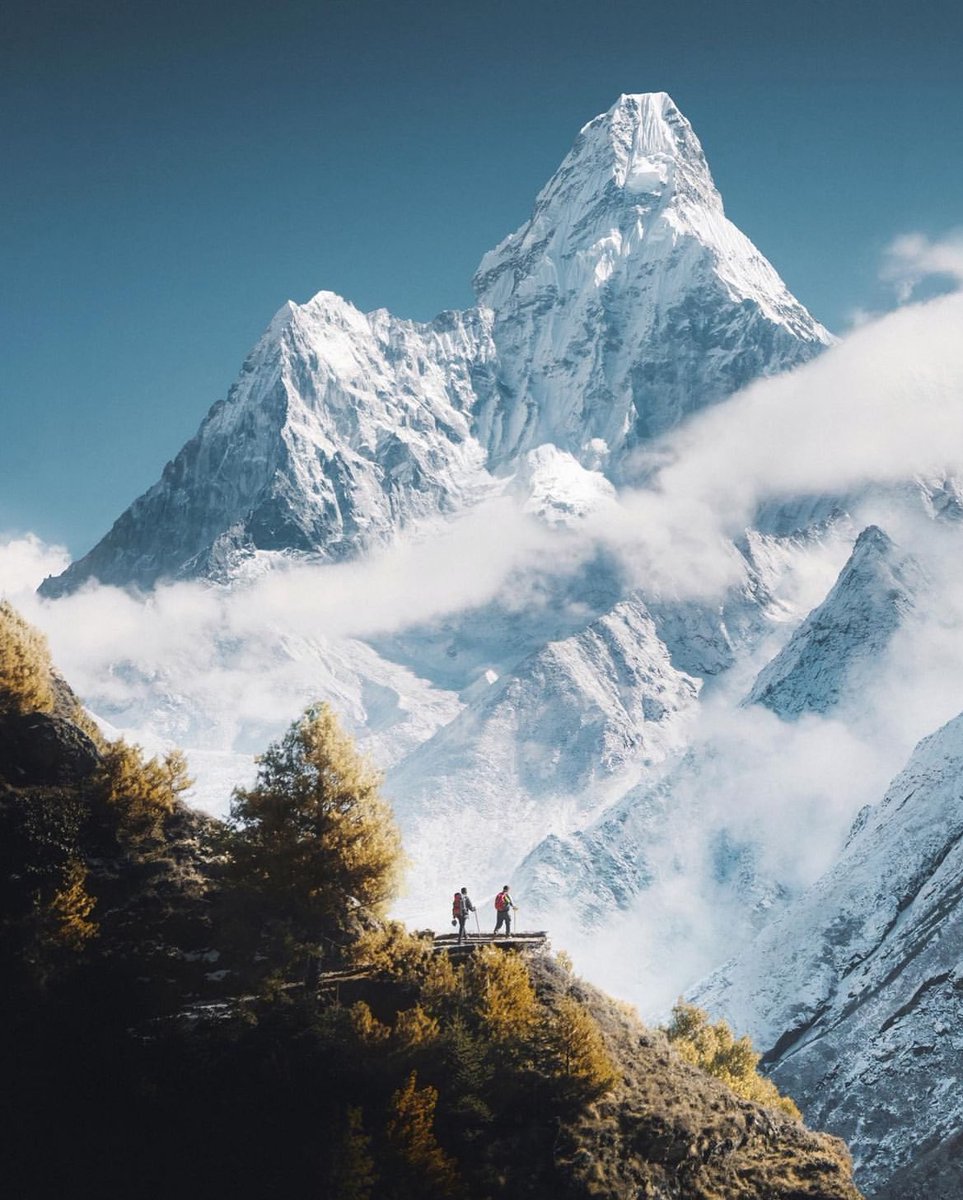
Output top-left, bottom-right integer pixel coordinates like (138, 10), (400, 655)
(474, 92), (830, 464)
(43, 92), (829, 596)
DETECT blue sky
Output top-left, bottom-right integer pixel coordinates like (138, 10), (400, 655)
(2, 0), (962, 556)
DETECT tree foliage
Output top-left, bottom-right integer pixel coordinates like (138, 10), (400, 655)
(96, 740), (191, 846)
(463, 944), (539, 1044)
(0, 600), (56, 716)
(327, 1106), (377, 1200)
(47, 858), (97, 950)
(387, 1071), (459, 1198)
(229, 703), (404, 941)
(543, 995), (618, 1101)
(665, 1000), (801, 1118)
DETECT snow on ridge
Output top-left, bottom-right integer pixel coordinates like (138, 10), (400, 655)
(693, 708), (963, 1192)
(745, 525), (923, 718)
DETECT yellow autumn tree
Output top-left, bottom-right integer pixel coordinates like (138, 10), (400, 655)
(386, 1071), (459, 1198)
(463, 944), (539, 1043)
(96, 740), (191, 845)
(665, 1001), (800, 1118)
(0, 600), (56, 716)
(47, 859), (97, 949)
(393, 1004), (440, 1051)
(350, 1001), (391, 1045)
(351, 922), (433, 981)
(543, 995), (618, 1100)
(229, 703), (404, 938)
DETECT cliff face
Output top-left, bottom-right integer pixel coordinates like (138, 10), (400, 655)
(1, 607), (861, 1200)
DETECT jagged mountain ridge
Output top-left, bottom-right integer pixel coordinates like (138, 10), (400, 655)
(744, 526), (922, 717)
(388, 596), (702, 921)
(474, 92), (830, 465)
(692, 710), (963, 1198)
(43, 92), (830, 597)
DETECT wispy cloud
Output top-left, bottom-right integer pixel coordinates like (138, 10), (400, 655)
(880, 229), (963, 303)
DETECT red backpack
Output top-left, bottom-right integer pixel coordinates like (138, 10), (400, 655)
(494, 891), (508, 911)
(452, 892), (463, 919)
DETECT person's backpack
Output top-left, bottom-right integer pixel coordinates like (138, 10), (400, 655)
(494, 892), (507, 912)
(452, 892), (463, 919)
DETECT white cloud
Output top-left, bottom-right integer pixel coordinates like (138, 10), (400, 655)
(0, 533), (70, 598)
(611, 291), (963, 592)
(880, 229), (963, 302)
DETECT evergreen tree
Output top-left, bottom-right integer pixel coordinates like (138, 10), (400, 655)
(543, 995), (618, 1101)
(464, 944), (539, 1043)
(96, 740), (191, 846)
(386, 1070), (459, 1198)
(229, 703), (404, 944)
(48, 858), (97, 950)
(327, 1106), (377, 1200)
(0, 600), (55, 715)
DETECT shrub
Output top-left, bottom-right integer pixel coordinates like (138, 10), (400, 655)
(665, 1000), (801, 1118)
(0, 600), (56, 716)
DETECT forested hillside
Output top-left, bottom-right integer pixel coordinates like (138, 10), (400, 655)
(0, 602), (861, 1200)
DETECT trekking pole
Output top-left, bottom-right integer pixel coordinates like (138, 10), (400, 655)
(473, 910), (481, 939)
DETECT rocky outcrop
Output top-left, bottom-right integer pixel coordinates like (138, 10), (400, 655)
(0, 710), (100, 786)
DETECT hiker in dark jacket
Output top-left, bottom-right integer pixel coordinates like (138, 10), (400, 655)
(493, 885), (516, 936)
(452, 887), (475, 943)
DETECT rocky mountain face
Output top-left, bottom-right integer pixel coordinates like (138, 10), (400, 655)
(473, 92), (829, 465)
(744, 526), (922, 718)
(693, 710), (963, 1197)
(41, 92), (829, 598)
(388, 596), (702, 917)
(36, 87), (841, 952)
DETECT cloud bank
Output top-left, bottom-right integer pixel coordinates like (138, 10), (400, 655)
(4, 284), (963, 1013)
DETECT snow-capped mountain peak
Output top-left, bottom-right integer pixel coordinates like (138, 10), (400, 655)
(471, 93), (831, 468)
(43, 92), (829, 595)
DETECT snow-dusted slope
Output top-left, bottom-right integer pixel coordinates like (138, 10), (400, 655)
(42, 92), (829, 596)
(389, 597), (700, 924)
(473, 92), (831, 467)
(745, 526), (921, 717)
(694, 712), (963, 1196)
(43, 300), (497, 594)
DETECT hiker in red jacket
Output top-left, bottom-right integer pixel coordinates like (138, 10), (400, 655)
(452, 887), (475, 944)
(493, 885), (516, 936)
